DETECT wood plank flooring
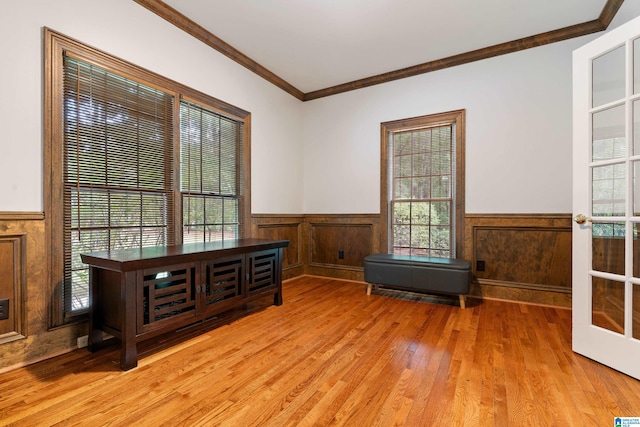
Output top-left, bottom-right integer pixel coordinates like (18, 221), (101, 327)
(1, 276), (639, 426)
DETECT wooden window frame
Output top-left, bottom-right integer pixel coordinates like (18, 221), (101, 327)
(380, 110), (465, 258)
(44, 28), (251, 327)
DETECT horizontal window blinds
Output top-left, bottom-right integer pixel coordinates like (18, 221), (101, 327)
(391, 124), (454, 257)
(62, 55), (174, 313)
(180, 100), (243, 243)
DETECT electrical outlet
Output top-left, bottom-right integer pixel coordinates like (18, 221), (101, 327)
(338, 249), (344, 259)
(476, 260), (486, 272)
(0, 298), (8, 320)
(77, 335), (89, 348)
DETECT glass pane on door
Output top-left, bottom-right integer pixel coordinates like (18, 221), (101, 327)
(635, 38), (640, 94)
(593, 45), (625, 107)
(634, 284), (640, 339)
(592, 104), (626, 160)
(592, 277), (625, 334)
(592, 164), (626, 216)
(633, 224), (640, 277)
(635, 100), (640, 154)
(592, 222), (625, 275)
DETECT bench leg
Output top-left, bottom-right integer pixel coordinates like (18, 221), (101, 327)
(367, 283), (372, 295)
(459, 294), (467, 309)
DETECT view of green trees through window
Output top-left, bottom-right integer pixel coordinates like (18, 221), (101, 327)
(62, 56), (243, 313)
(391, 124), (454, 257)
(180, 101), (242, 244)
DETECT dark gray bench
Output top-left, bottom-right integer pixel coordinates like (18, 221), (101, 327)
(363, 254), (471, 308)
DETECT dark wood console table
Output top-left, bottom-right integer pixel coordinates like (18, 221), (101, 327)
(81, 238), (289, 370)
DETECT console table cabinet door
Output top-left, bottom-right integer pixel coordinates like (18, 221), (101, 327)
(200, 254), (245, 317)
(137, 262), (198, 335)
(247, 249), (280, 299)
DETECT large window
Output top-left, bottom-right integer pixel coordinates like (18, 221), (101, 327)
(45, 29), (250, 325)
(380, 111), (465, 258)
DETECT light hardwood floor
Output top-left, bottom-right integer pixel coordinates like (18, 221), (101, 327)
(1, 276), (639, 426)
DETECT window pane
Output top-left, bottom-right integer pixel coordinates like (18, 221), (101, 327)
(431, 151), (451, 175)
(205, 197), (222, 225)
(224, 198), (238, 224)
(431, 202), (451, 225)
(410, 202), (429, 224)
(393, 224), (410, 247)
(183, 195), (204, 226)
(412, 152), (428, 175)
(412, 177), (430, 199)
(431, 226), (451, 250)
(411, 225), (429, 250)
(393, 202), (411, 224)
(224, 224), (239, 240)
(394, 178), (412, 199)
(395, 155), (412, 177)
(206, 225), (223, 242)
(432, 176), (451, 198)
(183, 225), (205, 244)
(394, 133), (412, 155)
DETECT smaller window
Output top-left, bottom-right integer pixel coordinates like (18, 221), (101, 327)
(180, 100), (244, 243)
(380, 110), (465, 258)
(390, 124), (454, 257)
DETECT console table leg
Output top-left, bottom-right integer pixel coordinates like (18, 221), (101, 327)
(87, 266), (105, 352)
(120, 271), (138, 370)
(274, 291), (283, 306)
(121, 344), (138, 371)
(88, 329), (103, 352)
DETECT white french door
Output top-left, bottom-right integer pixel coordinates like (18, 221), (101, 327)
(573, 15), (640, 380)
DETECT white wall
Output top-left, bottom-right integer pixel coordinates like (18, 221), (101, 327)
(2, 1), (640, 216)
(302, 1), (640, 214)
(0, 0), (304, 214)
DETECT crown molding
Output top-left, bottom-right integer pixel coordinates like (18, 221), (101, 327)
(134, 0), (625, 102)
(133, 0), (305, 101)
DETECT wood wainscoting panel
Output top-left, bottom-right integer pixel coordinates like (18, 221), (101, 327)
(305, 214), (380, 281)
(309, 224), (371, 268)
(251, 215), (304, 279)
(0, 213), (86, 372)
(0, 234), (26, 343)
(465, 214), (572, 307)
(251, 214), (379, 281)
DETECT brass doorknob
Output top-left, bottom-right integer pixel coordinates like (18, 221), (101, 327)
(574, 214), (591, 224)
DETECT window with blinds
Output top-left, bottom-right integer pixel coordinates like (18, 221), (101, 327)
(63, 56), (174, 313)
(52, 40), (248, 320)
(390, 124), (455, 257)
(180, 100), (243, 243)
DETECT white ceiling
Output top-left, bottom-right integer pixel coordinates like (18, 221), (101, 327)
(163, 0), (607, 93)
